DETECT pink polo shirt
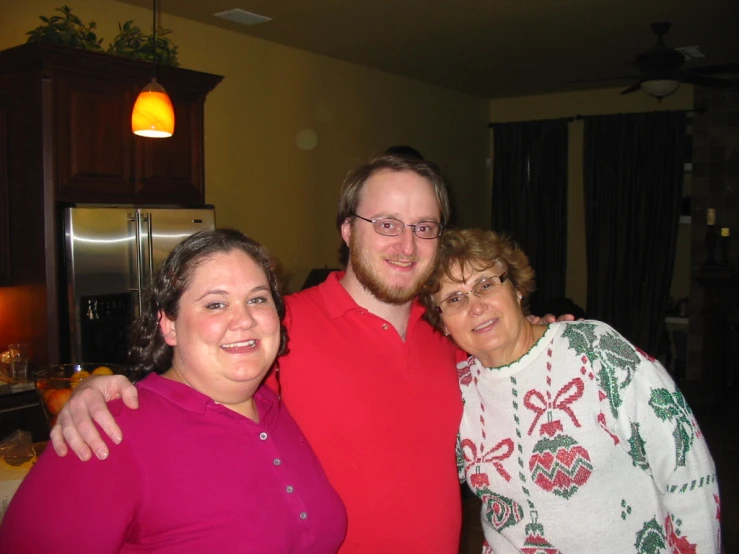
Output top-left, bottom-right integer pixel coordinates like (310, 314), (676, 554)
(274, 272), (464, 553)
(0, 373), (347, 554)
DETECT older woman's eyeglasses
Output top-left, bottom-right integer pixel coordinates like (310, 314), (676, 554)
(435, 273), (509, 315)
(352, 214), (443, 239)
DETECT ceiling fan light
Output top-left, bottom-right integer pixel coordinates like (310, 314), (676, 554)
(640, 79), (680, 98)
(132, 78), (175, 137)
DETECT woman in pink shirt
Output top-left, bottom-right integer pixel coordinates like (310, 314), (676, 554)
(0, 228), (347, 554)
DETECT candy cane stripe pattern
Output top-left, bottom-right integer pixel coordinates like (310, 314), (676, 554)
(457, 321), (720, 554)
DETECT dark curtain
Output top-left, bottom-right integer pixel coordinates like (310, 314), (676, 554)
(492, 120), (568, 315)
(583, 111), (686, 355)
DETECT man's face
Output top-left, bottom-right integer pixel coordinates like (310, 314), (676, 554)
(342, 169), (441, 304)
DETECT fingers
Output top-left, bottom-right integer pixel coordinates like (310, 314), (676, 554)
(69, 412), (111, 461)
(52, 378), (126, 461)
(119, 380), (140, 410)
(52, 406), (93, 461)
(48, 374), (137, 461)
(49, 423), (70, 458)
(526, 315), (542, 325)
(83, 374), (135, 402)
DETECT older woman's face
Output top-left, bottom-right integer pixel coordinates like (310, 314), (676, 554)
(435, 262), (526, 366)
(159, 249), (281, 405)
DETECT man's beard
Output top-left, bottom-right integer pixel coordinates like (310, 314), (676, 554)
(348, 233), (434, 305)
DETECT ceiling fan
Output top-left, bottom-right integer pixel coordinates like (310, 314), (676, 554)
(621, 22), (737, 99)
(571, 22), (738, 100)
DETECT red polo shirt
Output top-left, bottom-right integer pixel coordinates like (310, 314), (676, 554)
(274, 272), (464, 553)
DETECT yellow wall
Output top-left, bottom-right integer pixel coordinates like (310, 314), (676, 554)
(489, 87), (694, 309)
(1, 1), (489, 291)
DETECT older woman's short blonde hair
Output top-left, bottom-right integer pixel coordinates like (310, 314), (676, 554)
(420, 228), (536, 332)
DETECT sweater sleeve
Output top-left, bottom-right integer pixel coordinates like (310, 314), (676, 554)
(599, 325), (721, 553)
(0, 426), (143, 554)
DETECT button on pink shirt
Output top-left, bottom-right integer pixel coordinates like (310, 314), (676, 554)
(0, 373), (347, 553)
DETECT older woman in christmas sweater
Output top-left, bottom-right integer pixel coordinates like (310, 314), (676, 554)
(420, 228), (721, 554)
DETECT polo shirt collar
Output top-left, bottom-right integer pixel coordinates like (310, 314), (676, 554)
(318, 270), (427, 323)
(138, 371), (278, 418)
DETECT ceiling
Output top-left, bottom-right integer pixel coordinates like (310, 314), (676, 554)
(116, 0), (739, 98)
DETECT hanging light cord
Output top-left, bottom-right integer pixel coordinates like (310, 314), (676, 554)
(152, 0), (159, 80)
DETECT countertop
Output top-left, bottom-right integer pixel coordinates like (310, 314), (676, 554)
(0, 382), (36, 397)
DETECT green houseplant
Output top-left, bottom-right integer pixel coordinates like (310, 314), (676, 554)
(107, 20), (179, 66)
(25, 5), (179, 66)
(26, 5), (103, 51)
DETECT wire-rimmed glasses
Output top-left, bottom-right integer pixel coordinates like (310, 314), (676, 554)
(352, 214), (443, 239)
(435, 273), (509, 315)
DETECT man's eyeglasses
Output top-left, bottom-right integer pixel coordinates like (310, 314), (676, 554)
(435, 273), (509, 316)
(352, 214), (443, 239)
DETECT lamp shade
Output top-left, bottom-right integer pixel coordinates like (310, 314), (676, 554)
(640, 79), (680, 99)
(131, 78), (175, 137)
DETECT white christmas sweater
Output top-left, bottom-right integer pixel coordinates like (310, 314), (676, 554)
(456, 321), (721, 554)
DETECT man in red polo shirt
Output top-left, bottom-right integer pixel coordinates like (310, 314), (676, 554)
(50, 153), (466, 553)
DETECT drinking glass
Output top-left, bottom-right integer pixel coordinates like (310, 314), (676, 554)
(8, 343), (30, 382)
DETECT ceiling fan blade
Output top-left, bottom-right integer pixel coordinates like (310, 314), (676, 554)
(566, 75), (638, 84)
(620, 82), (642, 95)
(682, 73), (737, 88)
(688, 62), (739, 76)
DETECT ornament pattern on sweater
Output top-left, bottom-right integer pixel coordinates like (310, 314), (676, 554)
(512, 373), (562, 553)
(456, 321), (720, 554)
(524, 349), (593, 499)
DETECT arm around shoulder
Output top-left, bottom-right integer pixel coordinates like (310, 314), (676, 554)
(50, 374), (139, 461)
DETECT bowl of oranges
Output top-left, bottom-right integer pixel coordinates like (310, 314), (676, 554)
(35, 363), (128, 427)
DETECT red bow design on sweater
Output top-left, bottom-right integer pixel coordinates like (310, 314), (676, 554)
(524, 378), (584, 436)
(462, 438), (514, 482)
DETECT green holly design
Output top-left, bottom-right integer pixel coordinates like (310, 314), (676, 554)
(627, 422), (650, 471)
(455, 435), (465, 479)
(561, 323), (641, 419)
(634, 518), (666, 554)
(648, 388), (695, 468)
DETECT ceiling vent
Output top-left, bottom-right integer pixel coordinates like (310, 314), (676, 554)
(214, 9), (272, 26)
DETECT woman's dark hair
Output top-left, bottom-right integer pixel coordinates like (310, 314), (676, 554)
(128, 228), (288, 374)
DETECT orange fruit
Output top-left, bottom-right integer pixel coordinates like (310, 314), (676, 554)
(92, 366), (114, 376)
(46, 388), (73, 415)
(70, 370), (91, 388)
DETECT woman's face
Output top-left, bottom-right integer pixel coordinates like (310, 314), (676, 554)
(435, 262), (526, 367)
(159, 249), (281, 405)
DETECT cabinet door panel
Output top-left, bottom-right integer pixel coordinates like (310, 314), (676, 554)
(55, 72), (136, 201)
(136, 94), (204, 205)
(0, 91), (9, 285)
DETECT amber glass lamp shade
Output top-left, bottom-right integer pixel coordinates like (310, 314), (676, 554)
(131, 78), (175, 138)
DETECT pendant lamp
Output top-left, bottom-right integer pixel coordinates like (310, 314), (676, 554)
(131, 0), (174, 137)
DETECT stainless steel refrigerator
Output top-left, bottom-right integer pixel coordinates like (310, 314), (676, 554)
(62, 206), (216, 364)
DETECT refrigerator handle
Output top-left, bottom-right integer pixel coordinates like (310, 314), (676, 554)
(133, 212), (146, 316)
(146, 212), (155, 278)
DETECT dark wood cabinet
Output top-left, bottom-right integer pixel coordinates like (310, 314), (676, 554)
(0, 89), (9, 286)
(53, 69), (212, 205)
(54, 69), (138, 200)
(0, 42), (222, 364)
